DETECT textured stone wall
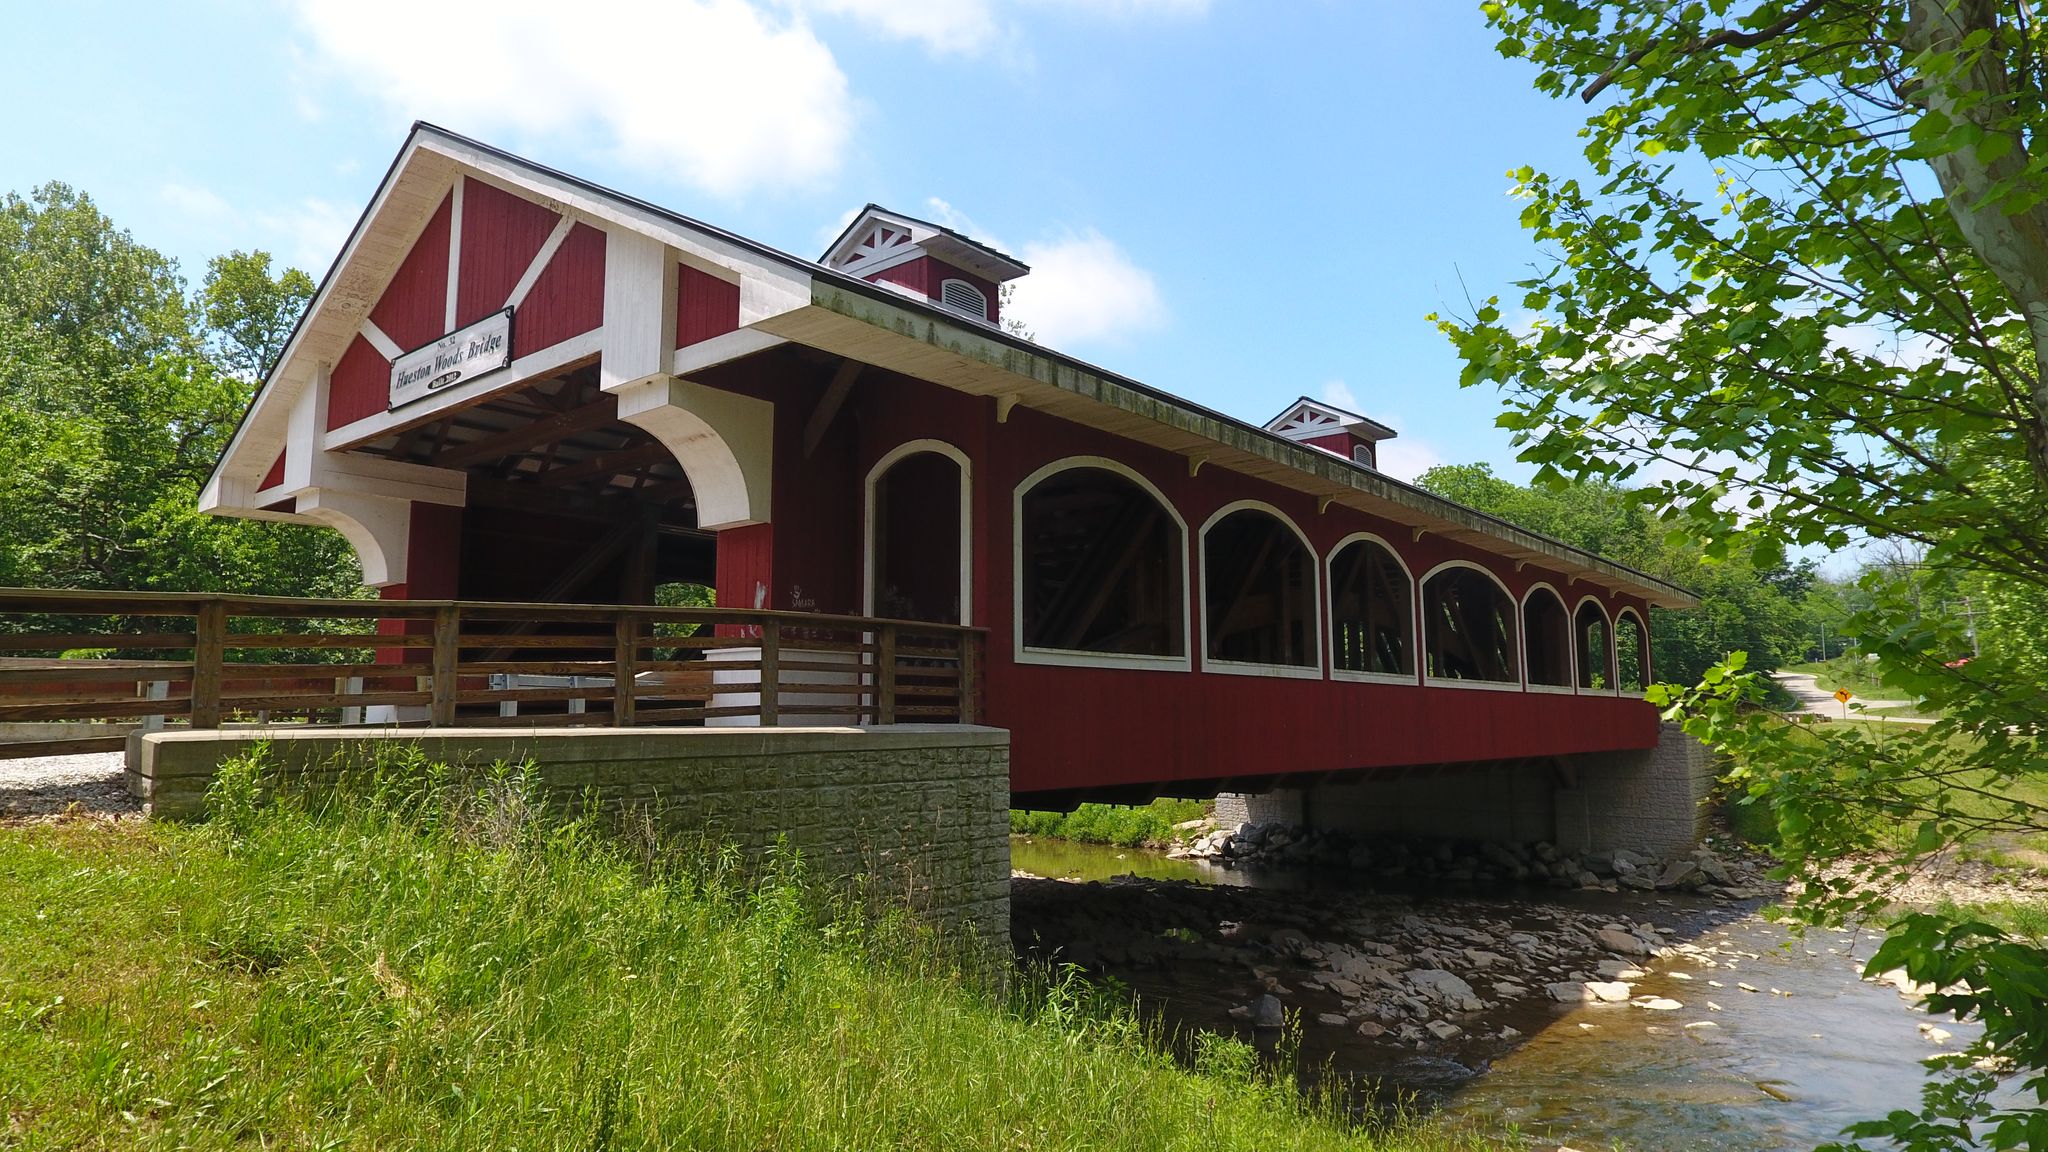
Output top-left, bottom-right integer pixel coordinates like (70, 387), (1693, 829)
(129, 725), (1011, 942)
(1213, 723), (1714, 857)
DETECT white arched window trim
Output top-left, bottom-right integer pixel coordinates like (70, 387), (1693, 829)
(1012, 455), (1192, 672)
(1614, 605), (1652, 691)
(1417, 559), (1524, 693)
(1520, 582), (1575, 695)
(1572, 594), (1619, 696)
(1197, 499), (1324, 680)
(863, 438), (974, 626)
(1324, 531), (1420, 686)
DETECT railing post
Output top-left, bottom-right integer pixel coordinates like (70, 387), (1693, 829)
(613, 610), (638, 727)
(190, 600), (226, 729)
(876, 623), (897, 725)
(958, 632), (979, 725)
(759, 620), (780, 727)
(338, 676), (363, 726)
(141, 679), (169, 733)
(430, 606), (460, 726)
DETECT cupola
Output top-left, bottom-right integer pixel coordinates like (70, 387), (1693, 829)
(820, 204), (1029, 326)
(1264, 397), (1398, 470)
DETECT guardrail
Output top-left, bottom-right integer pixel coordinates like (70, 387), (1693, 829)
(0, 589), (984, 761)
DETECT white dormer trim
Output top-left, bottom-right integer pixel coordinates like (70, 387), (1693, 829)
(827, 220), (927, 280)
(1264, 397), (1398, 445)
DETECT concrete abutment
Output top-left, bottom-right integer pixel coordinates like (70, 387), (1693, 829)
(1215, 722), (1714, 859)
(128, 725), (1011, 942)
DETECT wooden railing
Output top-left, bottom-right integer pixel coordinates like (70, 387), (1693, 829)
(0, 589), (984, 760)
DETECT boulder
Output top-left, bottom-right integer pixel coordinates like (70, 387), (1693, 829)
(1250, 994), (1285, 1029)
(1656, 860), (1705, 890)
(1426, 1020), (1463, 1041)
(1596, 928), (1651, 956)
(1584, 981), (1632, 1003)
(1315, 1012), (1348, 1027)
(1547, 981), (1591, 1002)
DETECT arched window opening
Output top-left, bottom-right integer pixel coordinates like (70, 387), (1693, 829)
(1422, 566), (1517, 683)
(1329, 537), (1412, 676)
(1615, 611), (1649, 693)
(1203, 508), (1317, 668)
(1523, 588), (1572, 687)
(870, 450), (965, 624)
(1575, 601), (1612, 690)
(1019, 466), (1185, 657)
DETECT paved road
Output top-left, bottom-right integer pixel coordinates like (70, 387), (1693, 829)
(1773, 672), (1935, 724)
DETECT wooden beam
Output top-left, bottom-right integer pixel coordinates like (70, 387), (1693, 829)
(428, 394), (623, 469)
(533, 442), (674, 489)
(802, 359), (862, 457)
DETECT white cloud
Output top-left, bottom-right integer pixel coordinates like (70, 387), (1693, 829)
(1321, 379), (1362, 413)
(291, 0), (854, 198)
(1005, 229), (1166, 346)
(1375, 436), (1445, 484)
(161, 182), (232, 219)
(780, 0), (1207, 55)
(258, 198), (358, 274)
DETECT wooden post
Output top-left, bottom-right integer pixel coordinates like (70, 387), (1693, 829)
(958, 632), (979, 725)
(613, 611), (638, 727)
(430, 606), (460, 726)
(189, 600), (226, 729)
(876, 623), (897, 725)
(759, 620), (780, 727)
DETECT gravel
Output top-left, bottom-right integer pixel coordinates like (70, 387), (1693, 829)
(0, 751), (138, 819)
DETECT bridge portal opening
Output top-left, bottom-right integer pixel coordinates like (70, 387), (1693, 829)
(1576, 601), (1612, 689)
(1329, 536), (1413, 677)
(1018, 464), (1186, 658)
(1523, 587), (1572, 688)
(1423, 565), (1517, 683)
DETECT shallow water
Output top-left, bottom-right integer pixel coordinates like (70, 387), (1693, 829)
(1011, 836), (1984, 1152)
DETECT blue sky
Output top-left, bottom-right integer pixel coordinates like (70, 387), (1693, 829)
(2, 0), (1601, 483)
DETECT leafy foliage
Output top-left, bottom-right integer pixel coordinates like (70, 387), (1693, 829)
(0, 182), (357, 596)
(1442, 3), (2048, 1146)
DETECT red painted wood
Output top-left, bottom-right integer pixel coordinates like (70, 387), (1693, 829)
(517, 222), (605, 353)
(677, 264), (741, 346)
(714, 522), (774, 638)
(865, 256), (1002, 323)
(369, 193), (453, 352)
(456, 179), (560, 327)
(869, 256), (928, 296)
(325, 334), (390, 430)
(260, 450), (286, 490)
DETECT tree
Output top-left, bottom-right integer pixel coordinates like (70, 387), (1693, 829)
(1438, 3), (2048, 1146)
(201, 250), (314, 381)
(1415, 462), (1822, 686)
(0, 185), (358, 598)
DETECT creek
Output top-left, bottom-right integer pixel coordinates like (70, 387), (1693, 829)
(1010, 836), (1981, 1152)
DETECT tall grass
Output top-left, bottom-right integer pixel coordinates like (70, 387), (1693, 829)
(0, 750), (1493, 1151)
(1010, 798), (1210, 847)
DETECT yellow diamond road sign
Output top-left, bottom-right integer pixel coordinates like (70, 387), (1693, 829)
(1834, 688), (1853, 704)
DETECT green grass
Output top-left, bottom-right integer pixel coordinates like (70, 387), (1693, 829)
(0, 755), (1491, 1151)
(1010, 798), (1211, 848)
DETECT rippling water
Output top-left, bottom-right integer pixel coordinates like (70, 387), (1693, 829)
(1010, 837), (1983, 1152)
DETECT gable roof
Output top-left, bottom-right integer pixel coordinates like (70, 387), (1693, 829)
(1266, 396), (1399, 443)
(205, 123), (1695, 609)
(820, 203), (1030, 283)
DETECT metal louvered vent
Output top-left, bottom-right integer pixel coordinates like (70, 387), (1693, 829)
(1352, 443), (1375, 468)
(939, 278), (988, 320)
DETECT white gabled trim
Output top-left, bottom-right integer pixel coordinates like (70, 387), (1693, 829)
(507, 214), (574, 310)
(672, 328), (788, 377)
(1572, 594), (1619, 696)
(1520, 581), (1573, 691)
(1324, 531), (1420, 685)
(1417, 558), (1522, 690)
(1197, 499), (1323, 679)
(1012, 455), (1192, 673)
(358, 320), (404, 362)
(445, 175), (464, 332)
(863, 439), (973, 626)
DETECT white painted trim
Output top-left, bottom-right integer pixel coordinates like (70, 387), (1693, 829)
(1324, 531), (1419, 683)
(506, 215), (575, 310)
(1331, 668), (1418, 687)
(1614, 606), (1651, 688)
(863, 439), (974, 627)
(1571, 594), (1617, 695)
(1197, 499), (1323, 679)
(1527, 683), (1579, 696)
(835, 242), (927, 281)
(1012, 455), (1192, 673)
(1417, 558), (1521, 689)
(672, 328), (788, 377)
(1520, 581), (1573, 690)
(322, 326), (606, 452)
(445, 175), (464, 332)
(359, 320), (404, 361)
